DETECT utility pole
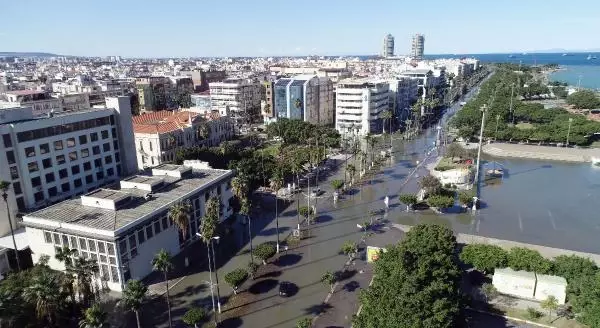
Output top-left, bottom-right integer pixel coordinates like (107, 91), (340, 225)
(509, 83), (515, 124)
(566, 117), (573, 147)
(474, 104), (487, 190)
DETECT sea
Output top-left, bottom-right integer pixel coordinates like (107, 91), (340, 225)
(357, 52), (600, 89)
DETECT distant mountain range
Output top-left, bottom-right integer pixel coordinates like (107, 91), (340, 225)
(0, 52), (60, 57)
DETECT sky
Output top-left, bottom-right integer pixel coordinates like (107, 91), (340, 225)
(2, 0), (600, 58)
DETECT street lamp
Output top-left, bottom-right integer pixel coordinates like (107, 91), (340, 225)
(566, 118), (573, 147)
(0, 183), (20, 271)
(196, 233), (221, 324)
(474, 104), (488, 190)
(494, 114), (500, 141)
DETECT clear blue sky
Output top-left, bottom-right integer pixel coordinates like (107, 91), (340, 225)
(2, 0), (599, 57)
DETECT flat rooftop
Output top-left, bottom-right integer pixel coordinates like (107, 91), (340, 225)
(23, 168), (232, 239)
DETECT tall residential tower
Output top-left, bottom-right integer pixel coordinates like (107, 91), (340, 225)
(411, 34), (425, 60)
(382, 34), (394, 58)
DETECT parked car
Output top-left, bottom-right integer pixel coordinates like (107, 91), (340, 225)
(279, 281), (293, 297)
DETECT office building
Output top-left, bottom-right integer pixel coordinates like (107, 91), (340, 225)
(209, 79), (261, 129)
(382, 34), (395, 58)
(0, 97), (137, 273)
(133, 110), (233, 170)
(135, 77), (171, 112)
(411, 34), (425, 60)
(272, 75), (334, 125)
(180, 70), (227, 92)
(22, 163), (234, 291)
(335, 78), (389, 137)
(388, 77), (419, 122)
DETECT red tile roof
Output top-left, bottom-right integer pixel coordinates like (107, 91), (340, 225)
(133, 111), (202, 134)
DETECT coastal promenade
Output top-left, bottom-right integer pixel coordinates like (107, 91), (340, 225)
(483, 143), (600, 162)
(394, 224), (600, 266)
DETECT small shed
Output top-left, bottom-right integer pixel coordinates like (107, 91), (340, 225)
(534, 274), (567, 304)
(492, 268), (536, 299)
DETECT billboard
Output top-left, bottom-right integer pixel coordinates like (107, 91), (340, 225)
(366, 246), (387, 263)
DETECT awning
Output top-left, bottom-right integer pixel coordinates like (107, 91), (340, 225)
(0, 228), (29, 250)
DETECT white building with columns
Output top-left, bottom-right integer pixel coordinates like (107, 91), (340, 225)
(22, 163), (234, 291)
(335, 78), (389, 137)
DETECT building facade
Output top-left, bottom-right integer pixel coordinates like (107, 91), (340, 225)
(382, 34), (395, 58)
(133, 110), (233, 170)
(209, 79), (261, 129)
(388, 77), (419, 122)
(1, 90), (62, 116)
(272, 75), (334, 125)
(22, 164), (234, 291)
(135, 77), (171, 112)
(335, 79), (389, 137)
(411, 34), (425, 60)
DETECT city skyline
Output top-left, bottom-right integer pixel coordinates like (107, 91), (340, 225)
(2, 0), (600, 57)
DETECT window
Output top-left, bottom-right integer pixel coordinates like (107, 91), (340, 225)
(44, 231), (52, 243)
(71, 165), (80, 175)
(79, 238), (87, 250)
(85, 175), (93, 183)
(154, 220), (161, 234)
(6, 151), (15, 164)
(146, 225), (154, 239)
(101, 265), (109, 281)
(162, 217), (168, 230)
(48, 187), (57, 197)
(149, 141), (153, 151)
(53, 233), (60, 245)
(56, 154), (66, 165)
(61, 182), (70, 192)
(16, 197), (25, 211)
(128, 234), (137, 249)
(10, 167), (18, 180)
(31, 177), (41, 187)
(79, 135), (88, 145)
(54, 140), (63, 150)
(137, 230), (145, 244)
(40, 143), (49, 154)
(107, 167), (114, 176)
(100, 255), (107, 263)
(81, 149), (89, 158)
(110, 266), (120, 283)
(25, 146), (35, 157)
(103, 142), (110, 152)
(96, 171), (104, 180)
(62, 235), (69, 246)
(34, 191), (44, 202)
(98, 242), (106, 254)
(45, 172), (55, 183)
(67, 138), (76, 147)
(2, 134), (12, 148)
(42, 158), (52, 169)
(28, 161), (39, 173)
(83, 162), (91, 171)
(105, 155), (112, 164)
(13, 182), (21, 195)
(92, 145), (100, 155)
(94, 158), (102, 168)
(139, 141), (143, 150)
(112, 128), (117, 138)
(74, 179), (82, 188)
(88, 240), (96, 252)
(205, 193), (209, 202)
(118, 239), (127, 254)
(101, 130), (109, 139)
(107, 243), (115, 256)
(69, 151), (77, 161)
(59, 168), (68, 179)
(109, 257), (116, 265)
(90, 132), (98, 142)
(113, 140), (119, 150)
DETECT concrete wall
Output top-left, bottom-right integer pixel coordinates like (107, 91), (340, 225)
(107, 97), (137, 175)
(492, 269), (536, 299)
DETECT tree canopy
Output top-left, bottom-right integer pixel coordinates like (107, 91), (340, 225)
(567, 90), (600, 109)
(507, 247), (552, 274)
(460, 244), (508, 274)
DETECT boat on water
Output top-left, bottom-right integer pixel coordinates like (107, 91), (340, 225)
(486, 168), (504, 178)
(562, 53), (568, 56)
(587, 54), (597, 60)
(508, 54), (516, 58)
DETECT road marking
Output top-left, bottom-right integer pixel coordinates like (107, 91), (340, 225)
(547, 210), (557, 230)
(518, 212), (523, 232)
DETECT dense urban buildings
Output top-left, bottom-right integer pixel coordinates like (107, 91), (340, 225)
(382, 34), (395, 58)
(335, 78), (389, 136)
(271, 75), (334, 125)
(411, 33), (425, 59)
(209, 78), (261, 130)
(21, 163), (234, 291)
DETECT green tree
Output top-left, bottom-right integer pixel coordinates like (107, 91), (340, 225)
(541, 295), (559, 320)
(321, 271), (336, 293)
(460, 244), (508, 274)
(330, 179), (344, 192)
(481, 283), (499, 303)
(79, 303), (108, 328)
(72, 256), (99, 307)
(458, 191), (476, 207)
(572, 272), (600, 327)
(54, 246), (77, 304)
(340, 241), (358, 260)
(299, 206), (315, 224)
(552, 255), (598, 282)
(426, 194), (454, 209)
(200, 196), (220, 244)
(182, 307), (207, 328)
(270, 169), (284, 252)
(445, 143), (465, 161)
(122, 279), (148, 328)
(254, 242), (276, 265)
(224, 268), (248, 294)
(247, 261), (259, 280)
(526, 307), (543, 320)
(566, 90), (600, 109)
(398, 193), (418, 211)
(152, 249), (174, 328)
(175, 90), (193, 108)
(169, 201), (191, 240)
(354, 224), (462, 328)
(346, 163), (356, 185)
(507, 247), (552, 273)
(22, 269), (62, 325)
(419, 175), (442, 195)
(296, 317), (313, 328)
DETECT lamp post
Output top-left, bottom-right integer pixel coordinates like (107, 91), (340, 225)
(495, 114), (500, 141)
(195, 232), (218, 327)
(566, 118), (573, 147)
(209, 236), (222, 314)
(0, 182), (20, 271)
(474, 104), (488, 191)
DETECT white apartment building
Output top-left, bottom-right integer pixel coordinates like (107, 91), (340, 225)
(209, 79), (261, 128)
(22, 164), (234, 291)
(0, 97), (137, 273)
(133, 110), (233, 170)
(272, 75), (334, 125)
(335, 79), (389, 137)
(388, 77), (419, 121)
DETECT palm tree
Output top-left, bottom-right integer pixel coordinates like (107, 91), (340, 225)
(169, 201), (191, 241)
(0, 181), (20, 271)
(23, 270), (61, 325)
(55, 246), (77, 304)
(346, 164), (356, 186)
(381, 110), (393, 134)
(122, 279), (148, 328)
(269, 170), (284, 253)
(152, 249), (174, 328)
(231, 176), (249, 206)
(72, 256), (99, 306)
(79, 303), (108, 328)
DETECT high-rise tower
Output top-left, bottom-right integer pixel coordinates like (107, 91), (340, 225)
(382, 34), (394, 58)
(411, 34), (425, 59)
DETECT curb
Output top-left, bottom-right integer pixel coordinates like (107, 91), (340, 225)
(467, 308), (556, 328)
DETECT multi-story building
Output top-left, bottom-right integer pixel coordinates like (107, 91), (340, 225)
(133, 110), (233, 170)
(1, 90), (62, 116)
(0, 97), (137, 273)
(209, 79), (261, 129)
(382, 34), (395, 58)
(180, 70), (227, 92)
(397, 69), (437, 99)
(261, 81), (275, 123)
(190, 92), (212, 112)
(60, 93), (91, 111)
(411, 34), (425, 60)
(388, 77), (419, 122)
(335, 79), (389, 137)
(135, 77), (171, 112)
(21, 163), (234, 291)
(271, 75), (334, 125)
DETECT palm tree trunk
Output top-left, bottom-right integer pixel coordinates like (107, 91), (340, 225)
(275, 193), (280, 252)
(164, 272), (173, 328)
(135, 310), (141, 328)
(3, 198), (21, 271)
